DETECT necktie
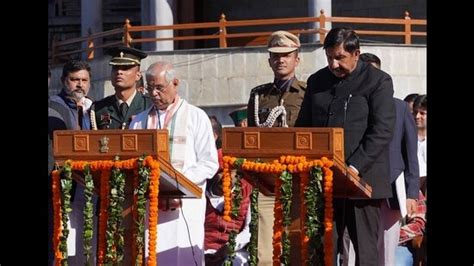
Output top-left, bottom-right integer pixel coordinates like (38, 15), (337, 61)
(274, 78), (293, 93)
(119, 102), (128, 118)
(77, 105), (84, 129)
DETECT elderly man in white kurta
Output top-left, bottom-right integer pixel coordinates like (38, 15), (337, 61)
(129, 61), (218, 265)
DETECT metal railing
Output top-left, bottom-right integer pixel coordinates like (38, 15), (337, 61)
(50, 10), (426, 64)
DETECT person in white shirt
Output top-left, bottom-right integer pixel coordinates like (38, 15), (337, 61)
(129, 61), (219, 265)
(413, 94), (427, 195)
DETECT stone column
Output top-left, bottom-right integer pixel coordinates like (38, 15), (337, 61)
(142, 0), (175, 51)
(308, 0), (332, 43)
(81, 0), (103, 59)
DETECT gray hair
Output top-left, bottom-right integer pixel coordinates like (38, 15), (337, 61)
(146, 61), (177, 84)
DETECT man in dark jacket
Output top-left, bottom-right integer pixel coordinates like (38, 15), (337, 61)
(49, 60), (93, 130)
(90, 46), (152, 129)
(296, 28), (396, 266)
(48, 60), (96, 264)
(359, 53), (420, 265)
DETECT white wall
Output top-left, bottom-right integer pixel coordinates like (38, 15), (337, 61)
(49, 43), (426, 125)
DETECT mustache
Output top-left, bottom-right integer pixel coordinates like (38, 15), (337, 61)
(73, 88), (85, 94)
(68, 88), (86, 101)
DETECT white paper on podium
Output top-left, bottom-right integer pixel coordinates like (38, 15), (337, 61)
(66, 219), (76, 256)
(395, 172), (407, 218)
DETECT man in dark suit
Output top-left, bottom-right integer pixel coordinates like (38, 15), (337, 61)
(296, 28), (396, 266)
(359, 53), (420, 265)
(90, 46), (152, 129)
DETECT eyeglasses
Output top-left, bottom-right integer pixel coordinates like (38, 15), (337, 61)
(146, 82), (171, 93)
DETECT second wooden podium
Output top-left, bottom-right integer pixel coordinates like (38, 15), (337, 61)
(222, 127), (372, 265)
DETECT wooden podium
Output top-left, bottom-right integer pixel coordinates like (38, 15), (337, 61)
(222, 127), (372, 265)
(53, 129), (202, 264)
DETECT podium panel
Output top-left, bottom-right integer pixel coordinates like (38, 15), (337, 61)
(53, 129), (201, 198)
(222, 127), (372, 265)
(52, 129), (201, 265)
(222, 127), (372, 198)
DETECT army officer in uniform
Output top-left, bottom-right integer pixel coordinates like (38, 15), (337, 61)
(90, 46), (152, 129)
(246, 30), (306, 265)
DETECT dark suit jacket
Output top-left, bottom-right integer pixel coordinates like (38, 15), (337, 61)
(92, 91), (151, 129)
(388, 98), (419, 206)
(296, 60), (396, 199)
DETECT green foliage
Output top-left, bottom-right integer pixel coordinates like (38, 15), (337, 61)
(223, 230), (238, 266)
(231, 172), (243, 218)
(281, 231), (291, 265)
(279, 171), (293, 226)
(82, 164), (94, 264)
(279, 170), (293, 263)
(233, 158), (245, 168)
(59, 162), (73, 264)
(105, 158), (126, 264)
(135, 155), (150, 265)
(247, 187), (259, 266)
(304, 166), (324, 265)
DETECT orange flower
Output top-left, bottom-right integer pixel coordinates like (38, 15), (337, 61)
(53, 156), (162, 266)
(51, 170), (63, 264)
(220, 155), (335, 266)
(146, 157), (160, 266)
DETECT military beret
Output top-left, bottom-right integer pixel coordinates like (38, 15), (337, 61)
(267, 30), (301, 53)
(229, 107), (248, 126)
(108, 46), (148, 66)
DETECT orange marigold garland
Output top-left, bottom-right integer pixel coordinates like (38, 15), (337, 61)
(322, 163), (334, 266)
(222, 156), (234, 222)
(222, 155), (334, 266)
(51, 169), (63, 265)
(145, 156), (160, 266)
(272, 174), (283, 265)
(52, 157), (164, 266)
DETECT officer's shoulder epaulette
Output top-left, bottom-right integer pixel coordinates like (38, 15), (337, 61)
(250, 83), (272, 95)
(297, 80), (308, 90)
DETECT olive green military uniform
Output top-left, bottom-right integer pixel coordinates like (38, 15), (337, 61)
(246, 77), (306, 265)
(247, 78), (307, 127)
(90, 46), (151, 129)
(91, 93), (151, 129)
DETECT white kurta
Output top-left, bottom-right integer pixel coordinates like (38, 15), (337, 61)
(130, 99), (219, 266)
(417, 138), (427, 177)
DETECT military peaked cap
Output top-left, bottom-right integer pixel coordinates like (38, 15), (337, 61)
(108, 46), (148, 66)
